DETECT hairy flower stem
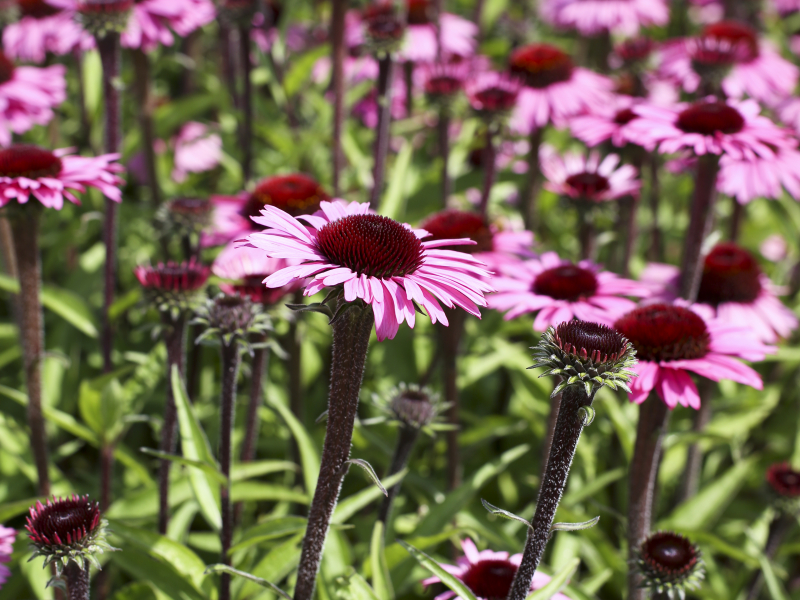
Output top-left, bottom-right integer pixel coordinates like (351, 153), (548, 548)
(294, 304), (374, 600)
(219, 341), (242, 600)
(438, 111), (451, 205)
(616, 196), (638, 277)
(440, 309), (465, 490)
(100, 443), (114, 512)
(158, 315), (188, 534)
(744, 513), (794, 600)
(647, 153), (663, 262)
(98, 33), (121, 374)
(377, 424), (420, 525)
(64, 563), (90, 600)
(677, 379), (714, 503)
(506, 385), (596, 600)
(576, 200), (596, 261)
(521, 128), (543, 232)
(369, 55), (394, 209)
(10, 208), (50, 496)
(219, 25), (239, 110)
(132, 49), (161, 205)
(404, 62), (414, 115)
(478, 126), (496, 217)
(729, 198), (744, 242)
(540, 382), (563, 480)
(72, 49), (91, 151)
(627, 396), (670, 600)
(679, 154), (720, 302)
(239, 26), (253, 182)
(331, 0), (346, 196)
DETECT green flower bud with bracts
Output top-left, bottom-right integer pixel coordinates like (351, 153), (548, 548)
(193, 293), (273, 352)
(369, 383), (449, 435)
(76, 0), (133, 38)
(635, 531), (705, 600)
(156, 198), (213, 240)
(531, 320), (637, 396)
(25, 495), (117, 580)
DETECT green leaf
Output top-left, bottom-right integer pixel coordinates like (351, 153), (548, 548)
(231, 459), (297, 481)
(228, 516), (308, 554)
(379, 141), (413, 221)
(284, 44), (330, 97)
(172, 366), (222, 531)
(240, 533), (303, 598)
(79, 377), (126, 443)
(335, 570), (381, 600)
(526, 558), (580, 600)
(139, 448), (227, 486)
(332, 468), (407, 525)
(398, 541), (478, 600)
(230, 481), (308, 504)
(370, 521), (394, 600)
(111, 545), (205, 600)
(266, 396), (320, 495)
(550, 516), (600, 534)
(759, 555), (790, 600)
(0, 497), (39, 522)
(562, 467), (625, 506)
(348, 459), (387, 496)
(481, 499), (532, 529)
(204, 564), (291, 600)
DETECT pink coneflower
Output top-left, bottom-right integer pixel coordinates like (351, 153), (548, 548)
(508, 43), (613, 133)
(422, 61), (467, 103)
(205, 173), (330, 247)
(243, 200), (493, 341)
(134, 259), (210, 295)
(0, 145), (123, 209)
(569, 97), (644, 148)
(775, 96), (800, 134)
(626, 98), (794, 159)
(488, 251), (649, 330)
(0, 525), (13, 591)
(539, 0), (668, 36)
(171, 121), (222, 183)
(658, 21), (798, 104)
(0, 53), (65, 146)
(399, 0), (477, 63)
(465, 70), (520, 118)
(641, 244), (798, 343)
(540, 144), (641, 201)
(767, 463), (800, 497)
(422, 538), (570, 600)
(3, 0), (93, 63)
(212, 242), (300, 306)
(761, 235), (788, 262)
(614, 302), (772, 409)
(770, 0), (800, 15)
(716, 145), (800, 204)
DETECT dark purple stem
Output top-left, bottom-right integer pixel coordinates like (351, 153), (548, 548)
(627, 396), (670, 600)
(158, 315), (187, 534)
(506, 384), (595, 600)
(239, 25), (253, 182)
(11, 207), (50, 497)
(64, 563), (90, 600)
(240, 343), (268, 465)
(331, 0), (346, 197)
(377, 424), (419, 524)
(293, 304), (374, 600)
(521, 128), (543, 231)
(72, 49), (91, 151)
(647, 153), (663, 262)
(440, 309), (465, 491)
(540, 382), (563, 479)
(729, 197), (744, 242)
(478, 126), (496, 218)
(677, 379), (714, 504)
(219, 25), (239, 110)
(679, 154), (719, 302)
(576, 200), (596, 261)
(404, 61), (414, 116)
(132, 49), (161, 205)
(438, 111), (451, 205)
(97, 33), (121, 374)
(369, 55), (394, 209)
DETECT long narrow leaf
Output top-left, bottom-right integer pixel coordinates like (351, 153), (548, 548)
(205, 564), (291, 600)
(398, 541), (478, 600)
(526, 558), (580, 600)
(370, 521), (394, 600)
(266, 396), (320, 495)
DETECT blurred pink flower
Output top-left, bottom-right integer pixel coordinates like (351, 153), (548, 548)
(615, 302), (773, 409)
(465, 70), (521, 116)
(540, 144), (641, 201)
(3, 0), (92, 63)
(540, 0), (668, 36)
(761, 235), (788, 262)
(769, 0), (800, 16)
(171, 122), (222, 183)
(242, 200), (493, 341)
(488, 251), (649, 330)
(569, 96), (644, 148)
(717, 146), (800, 204)
(0, 524), (13, 591)
(0, 145), (123, 209)
(421, 538), (571, 600)
(212, 242), (301, 306)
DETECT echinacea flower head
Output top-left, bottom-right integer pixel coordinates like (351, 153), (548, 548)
(25, 495), (115, 575)
(488, 252), (649, 331)
(614, 36), (655, 67)
(193, 293), (272, 349)
(540, 144), (641, 201)
(422, 538), (571, 600)
(626, 98), (794, 159)
(134, 259), (210, 320)
(766, 463), (800, 513)
(0, 524), (14, 590)
(171, 121), (221, 183)
(533, 320), (637, 396)
(641, 245), (798, 344)
(465, 71), (520, 120)
(75, 0), (133, 37)
(399, 0), (477, 63)
(508, 43), (613, 133)
(569, 97), (643, 148)
(244, 200), (493, 341)
(212, 242), (301, 306)
(361, 2), (405, 53)
(635, 532), (704, 600)
(614, 302), (772, 409)
(371, 382), (445, 431)
(717, 145), (800, 204)
(158, 197), (213, 238)
(422, 61), (467, 106)
(540, 0), (668, 36)
(3, 0), (93, 63)
(0, 145), (123, 209)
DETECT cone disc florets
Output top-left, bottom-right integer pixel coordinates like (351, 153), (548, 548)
(766, 463), (800, 514)
(134, 260), (211, 321)
(157, 198), (213, 239)
(635, 531), (704, 600)
(532, 320), (637, 396)
(25, 495), (115, 577)
(371, 383), (447, 434)
(193, 294), (273, 351)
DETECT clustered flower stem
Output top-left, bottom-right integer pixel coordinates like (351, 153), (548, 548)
(98, 32), (122, 374)
(10, 207), (50, 497)
(521, 127), (543, 231)
(729, 198), (744, 242)
(438, 111), (451, 205)
(478, 126), (496, 217)
(369, 55), (394, 209)
(294, 303), (374, 600)
(218, 340), (242, 600)
(377, 424), (420, 525)
(679, 154), (720, 301)
(576, 200), (596, 261)
(647, 153), (663, 262)
(240, 340), (269, 466)
(627, 395), (670, 600)
(158, 315), (188, 534)
(64, 563), (90, 600)
(132, 49), (161, 205)
(330, 0), (347, 196)
(616, 195), (638, 277)
(677, 379), (714, 503)
(239, 25), (253, 182)
(506, 384), (596, 600)
(440, 309), (465, 490)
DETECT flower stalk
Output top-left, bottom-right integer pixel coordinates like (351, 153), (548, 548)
(439, 309), (465, 490)
(478, 126), (496, 218)
(64, 563), (90, 600)
(677, 379), (714, 503)
(521, 128), (543, 231)
(239, 24), (253, 182)
(377, 424), (419, 524)
(438, 110), (451, 205)
(369, 55), (394, 209)
(294, 302), (374, 600)
(330, 0), (346, 196)
(647, 153), (663, 262)
(131, 49), (160, 205)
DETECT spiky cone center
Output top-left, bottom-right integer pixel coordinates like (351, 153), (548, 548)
(424, 64), (465, 103)
(701, 20), (759, 62)
(241, 173), (329, 221)
(195, 294), (272, 348)
(565, 171), (610, 199)
(362, 2), (405, 53)
(76, 0), (132, 37)
(697, 242), (761, 305)
(390, 388), (435, 428)
(614, 108), (638, 125)
(767, 463), (800, 497)
(467, 79), (519, 117)
(25, 495), (114, 575)
(614, 304), (710, 362)
(461, 558), (518, 600)
(533, 320), (636, 395)
(19, 0), (60, 18)
(676, 101), (744, 136)
(533, 264), (598, 301)
(0, 144), (62, 178)
(616, 37), (654, 65)
(419, 210), (493, 254)
(636, 531), (704, 599)
(134, 261), (210, 319)
(316, 214), (424, 279)
(509, 44), (574, 89)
